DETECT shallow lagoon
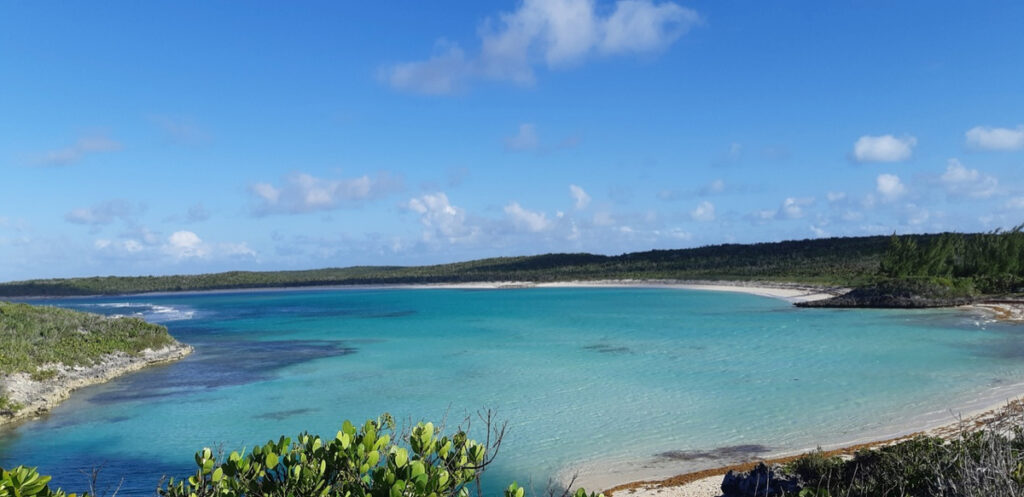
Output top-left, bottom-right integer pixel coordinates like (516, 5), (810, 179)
(2, 287), (1023, 494)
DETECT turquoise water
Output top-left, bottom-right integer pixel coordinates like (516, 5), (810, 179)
(2, 287), (1023, 494)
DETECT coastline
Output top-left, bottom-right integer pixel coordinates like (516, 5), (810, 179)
(8, 279), (848, 302)
(0, 342), (193, 428)
(597, 396), (1024, 497)
(9, 281), (1024, 495)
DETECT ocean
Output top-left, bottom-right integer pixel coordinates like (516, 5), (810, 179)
(2, 287), (1022, 495)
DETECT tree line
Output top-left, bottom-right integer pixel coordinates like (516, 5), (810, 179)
(879, 226), (1024, 294)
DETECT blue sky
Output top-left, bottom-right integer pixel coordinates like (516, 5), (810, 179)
(2, 1), (1023, 280)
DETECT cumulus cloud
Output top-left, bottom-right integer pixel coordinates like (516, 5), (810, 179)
(65, 200), (142, 226)
(93, 229), (255, 262)
(940, 158), (998, 198)
(965, 125), (1024, 151)
(569, 184), (591, 209)
(826, 191), (847, 203)
(690, 200), (715, 221)
(406, 193), (478, 242)
(876, 173), (906, 200)
(504, 123), (541, 151)
(383, 0), (700, 94)
(505, 202), (553, 232)
(164, 231), (208, 259)
(36, 135), (122, 166)
(386, 41), (471, 95)
(250, 172), (402, 215)
(94, 239), (144, 254)
(778, 197), (814, 219)
(853, 134), (917, 163)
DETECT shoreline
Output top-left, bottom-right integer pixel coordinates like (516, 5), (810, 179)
(8, 279), (850, 304)
(0, 342), (193, 428)
(597, 396), (1024, 497)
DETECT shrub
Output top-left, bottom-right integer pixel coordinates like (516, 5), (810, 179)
(0, 465), (84, 497)
(157, 414), (604, 497)
(8, 413), (604, 497)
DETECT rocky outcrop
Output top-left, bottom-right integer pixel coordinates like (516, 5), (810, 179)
(720, 463), (801, 497)
(0, 343), (193, 427)
(796, 279), (975, 309)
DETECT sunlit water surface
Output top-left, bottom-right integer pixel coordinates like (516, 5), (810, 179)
(2, 288), (1023, 494)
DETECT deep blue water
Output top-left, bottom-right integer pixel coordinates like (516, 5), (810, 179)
(2, 287), (1023, 494)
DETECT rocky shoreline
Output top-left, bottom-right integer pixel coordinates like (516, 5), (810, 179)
(0, 342), (193, 427)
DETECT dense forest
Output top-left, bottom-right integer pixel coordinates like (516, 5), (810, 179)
(1, 230), (1021, 299)
(0, 235), (897, 296)
(879, 226), (1024, 294)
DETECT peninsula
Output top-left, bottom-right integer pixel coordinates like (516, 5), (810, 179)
(0, 301), (192, 426)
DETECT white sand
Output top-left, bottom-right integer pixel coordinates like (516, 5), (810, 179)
(612, 475), (724, 497)
(379, 279), (847, 304)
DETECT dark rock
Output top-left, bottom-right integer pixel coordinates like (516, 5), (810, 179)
(720, 463), (801, 497)
(796, 279), (975, 309)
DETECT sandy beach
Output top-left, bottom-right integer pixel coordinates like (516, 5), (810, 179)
(598, 397), (1024, 497)
(365, 279), (850, 304)
(0, 342), (193, 427)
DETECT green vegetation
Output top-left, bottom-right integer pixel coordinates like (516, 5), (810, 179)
(0, 235), (895, 297)
(0, 301), (176, 376)
(785, 427), (1024, 497)
(880, 226), (1024, 294)
(0, 395), (22, 415)
(1, 465), (82, 497)
(2, 415), (603, 497)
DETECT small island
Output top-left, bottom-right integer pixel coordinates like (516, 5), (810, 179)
(0, 301), (192, 426)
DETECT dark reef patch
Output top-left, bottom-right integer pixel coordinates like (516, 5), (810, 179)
(657, 444), (771, 462)
(360, 310), (417, 318)
(88, 340), (356, 404)
(582, 343), (632, 354)
(254, 408), (318, 421)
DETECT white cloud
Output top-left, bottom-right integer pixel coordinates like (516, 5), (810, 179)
(569, 184), (591, 209)
(504, 123), (541, 151)
(853, 134), (917, 163)
(385, 41), (471, 95)
(690, 200), (715, 221)
(36, 135), (122, 166)
(94, 239), (144, 254)
(505, 202), (553, 232)
(220, 242), (257, 257)
(165, 230), (208, 259)
(826, 191), (847, 203)
(940, 158), (998, 198)
(778, 197), (813, 219)
(965, 125), (1024, 151)
(65, 200), (142, 226)
(876, 173), (906, 200)
(250, 172), (402, 215)
(1005, 197), (1024, 210)
(600, 0), (700, 54)
(406, 193), (478, 242)
(383, 0), (700, 94)
(94, 229), (255, 261)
